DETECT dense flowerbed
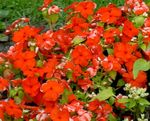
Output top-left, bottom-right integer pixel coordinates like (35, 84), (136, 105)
(0, 0), (150, 120)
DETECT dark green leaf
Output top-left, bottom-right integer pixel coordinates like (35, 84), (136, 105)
(109, 97), (115, 105)
(117, 79), (125, 87)
(108, 113), (117, 121)
(109, 71), (117, 80)
(0, 21), (6, 30)
(0, 34), (9, 42)
(60, 89), (72, 104)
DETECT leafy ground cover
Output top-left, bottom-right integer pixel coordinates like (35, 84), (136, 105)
(0, 0), (150, 121)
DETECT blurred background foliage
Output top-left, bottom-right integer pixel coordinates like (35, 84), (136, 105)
(0, 0), (150, 51)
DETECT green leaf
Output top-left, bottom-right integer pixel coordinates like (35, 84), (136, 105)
(108, 113), (117, 121)
(118, 98), (130, 103)
(48, 13), (59, 24)
(18, 90), (24, 99)
(139, 105), (145, 113)
(109, 97), (115, 105)
(9, 89), (17, 97)
(60, 89), (72, 104)
(0, 21), (6, 30)
(138, 32), (144, 48)
(0, 34), (9, 42)
(117, 79), (125, 87)
(66, 70), (72, 79)
(94, 87), (114, 101)
(128, 100), (136, 109)
(73, 36), (85, 46)
(107, 48), (114, 55)
(14, 96), (22, 104)
(133, 58), (150, 79)
(138, 98), (150, 106)
(134, 16), (145, 28)
(36, 60), (43, 67)
(109, 71), (117, 80)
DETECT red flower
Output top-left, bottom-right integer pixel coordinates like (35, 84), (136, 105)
(96, 4), (121, 24)
(41, 80), (64, 101)
(123, 71), (147, 87)
(115, 94), (126, 109)
(53, 29), (72, 53)
(71, 45), (92, 66)
(12, 25), (40, 43)
(42, 57), (58, 78)
(103, 28), (120, 44)
(50, 106), (70, 121)
(22, 77), (41, 97)
(101, 55), (121, 72)
(4, 100), (22, 119)
(75, 1), (96, 18)
(0, 77), (8, 91)
(36, 32), (55, 51)
(64, 61), (84, 82)
(65, 17), (89, 35)
(122, 20), (139, 41)
(114, 42), (135, 62)
(124, 0), (149, 15)
(77, 79), (92, 91)
(88, 100), (113, 121)
(13, 51), (36, 75)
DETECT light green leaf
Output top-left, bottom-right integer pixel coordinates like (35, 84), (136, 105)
(48, 13), (59, 24)
(134, 16), (145, 28)
(128, 100), (136, 109)
(72, 36), (85, 46)
(138, 98), (150, 106)
(118, 98), (130, 103)
(95, 87), (114, 101)
(9, 89), (17, 97)
(107, 48), (114, 55)
(133, 58), (150, 79)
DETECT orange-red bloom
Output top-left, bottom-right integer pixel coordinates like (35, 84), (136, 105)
(36, 32), (55, 51)
(123, 71), (147, 87)
(122, 20), (139, 42)
(71, 45), (92, 66)
(12, 25), (40, 43)
(13, 51), (36, 76)
(96, 4), (121, 24)
(50, 106), (70, 121)
(0, 77), (8, 91)
(41, 80), (64, 101)
(75, 1), (96, 18)
(114, 42), (135, 62)
(103, 28), (120, 44)
(22, 77), (41, 97)
(4, 100), (22, 119)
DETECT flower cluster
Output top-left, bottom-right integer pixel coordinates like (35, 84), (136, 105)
(0, 0), (150, 121)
